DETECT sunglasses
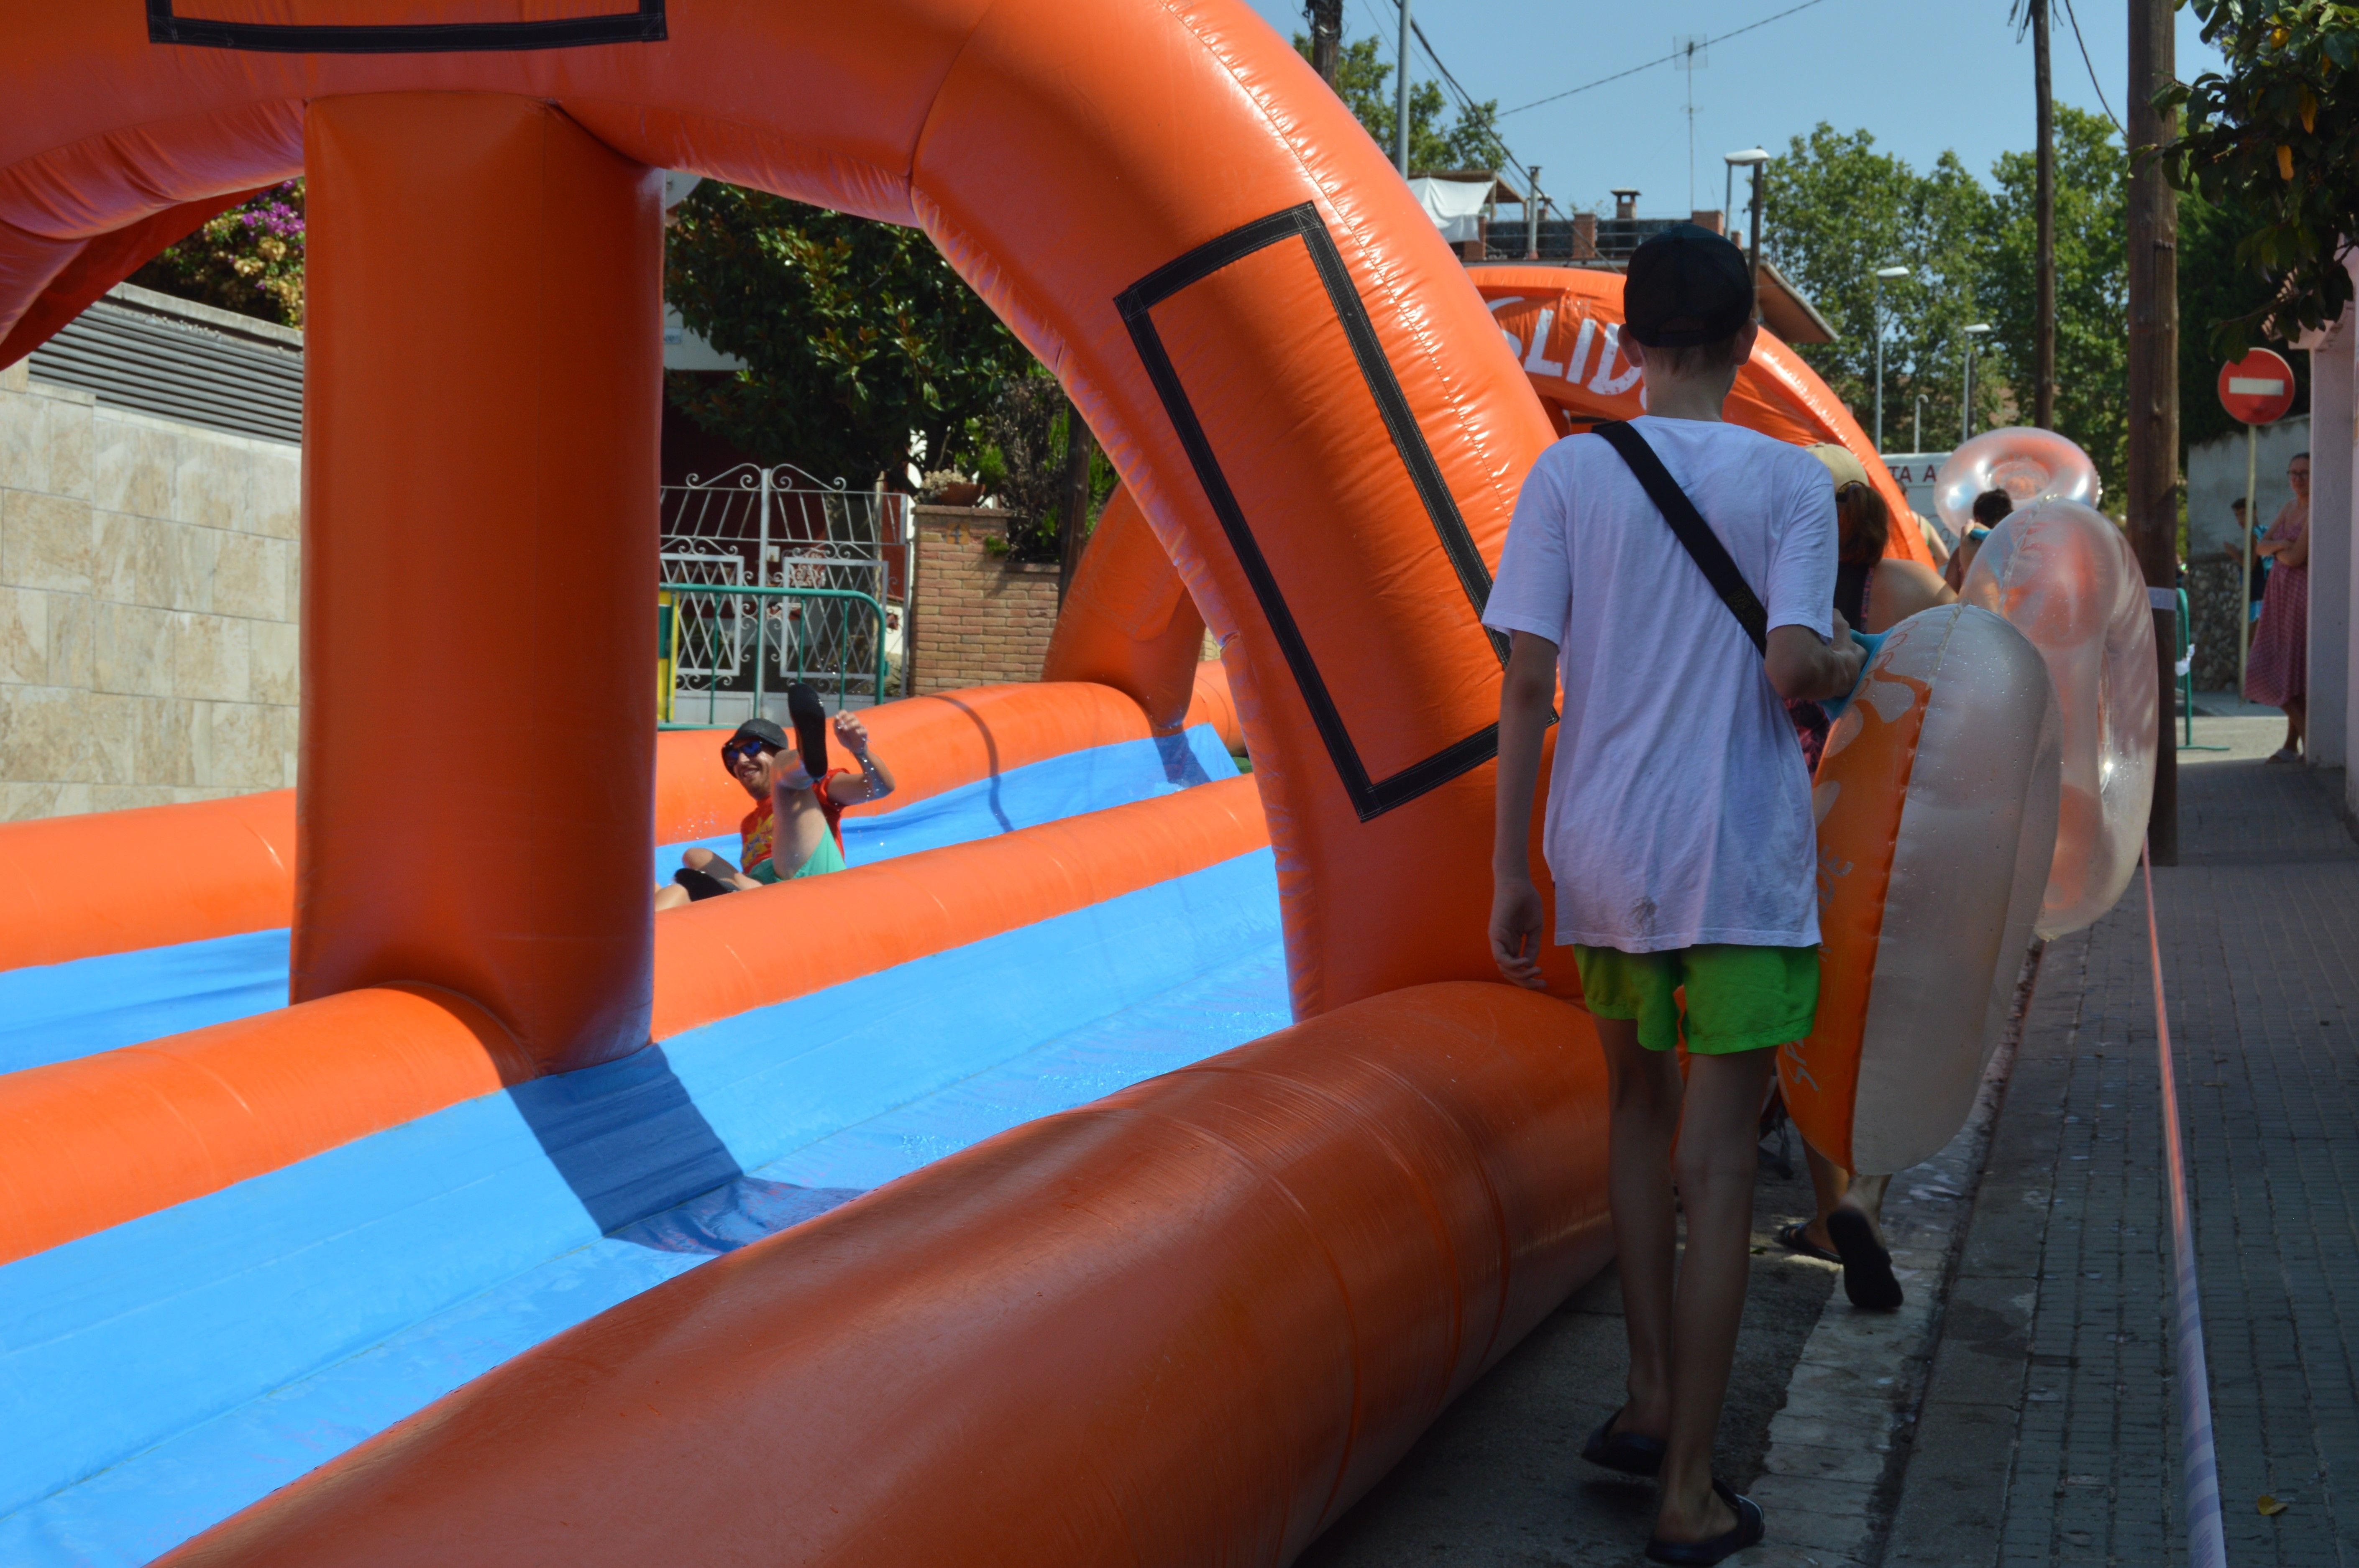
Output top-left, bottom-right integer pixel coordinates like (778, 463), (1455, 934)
(721, 739), (778, 766)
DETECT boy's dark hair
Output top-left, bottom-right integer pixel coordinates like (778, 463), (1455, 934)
(1642, 333), (1751, 380)
(1970, 488), (2014, 526)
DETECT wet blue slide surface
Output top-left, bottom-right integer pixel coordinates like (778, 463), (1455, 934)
(0, 726), (1276, 1565)
(0, 726), (1233, 1077)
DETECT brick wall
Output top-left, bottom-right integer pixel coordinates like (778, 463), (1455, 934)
(0, 359), (301, 821)
(909, 505), (1061, 695)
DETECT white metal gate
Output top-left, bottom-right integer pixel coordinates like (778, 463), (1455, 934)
(658, 464), (913, 723)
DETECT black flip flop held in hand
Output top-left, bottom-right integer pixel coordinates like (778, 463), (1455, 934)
(1579, 1408), (1664, 1477)
(786, 682), (830, 780)
(1645, 1479), (1765, 1565)
(1827, 1206), (1903, 1311)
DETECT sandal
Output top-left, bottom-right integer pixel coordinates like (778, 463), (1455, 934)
(1827, 1206), (1903, 1311)
(1645, 1478), (1766, 1564)
(1774, 1220), (1840, 1265)
(1580, 1406), (1665, 1477)
(2267, 746), (2302, 765)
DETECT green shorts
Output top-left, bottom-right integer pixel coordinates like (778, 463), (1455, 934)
(1572, 943), (1820, 1055)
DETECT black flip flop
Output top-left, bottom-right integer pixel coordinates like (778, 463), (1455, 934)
(1827, 1206), (1903, 1311)
(1645, 1479), (1765, 1565)
(1774, 1220), (1841, 1265)
(1579, 1407), (1665, 1477)
(786, 682), (830, 779)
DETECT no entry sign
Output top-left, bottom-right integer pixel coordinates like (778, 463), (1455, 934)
(2218, 347), (2297, 425)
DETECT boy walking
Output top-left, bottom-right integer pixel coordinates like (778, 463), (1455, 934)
(1483, 225), (1864, 1564)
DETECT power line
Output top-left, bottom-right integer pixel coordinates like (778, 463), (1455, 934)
(1497, 0), (1834, 120)
(2059, 0), (2125, 134)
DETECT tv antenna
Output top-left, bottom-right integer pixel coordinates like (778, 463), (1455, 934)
(1675, 36), (1708, 212)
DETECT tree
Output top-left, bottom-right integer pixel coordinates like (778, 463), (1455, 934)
(1984, 105), (2129, 500)
(1292, 33), (1507, 170)
(1766, 113), (2131, 505)
(128, 181), (305, 327)
(1766, 126), (1999, 455)
(664, 182), (1034, 487)
(2160, 2), (2359, 351)
(2177, 188), (2308, 458)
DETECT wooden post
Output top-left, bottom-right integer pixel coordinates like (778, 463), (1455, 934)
(2126, 0), (2180, 863)
(1057, 398), (1095, 606)
(1306, 0), (1342, 85)
(2034, 0), (2057, 430)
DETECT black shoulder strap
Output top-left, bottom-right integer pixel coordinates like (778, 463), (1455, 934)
(1591, 420), (1768, 654)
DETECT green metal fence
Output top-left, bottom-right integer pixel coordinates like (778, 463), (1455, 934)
(659, 582), (890, 730)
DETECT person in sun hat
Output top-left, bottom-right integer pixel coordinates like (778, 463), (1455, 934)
(1484, 222), (1865, 1565)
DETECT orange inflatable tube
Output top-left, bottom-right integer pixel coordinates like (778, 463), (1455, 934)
(1041, 484), (1210, 734)
(1475, 265), (1929, 563)
(0, 681), (1187, 973)
(0, 790), (297, 971)
(0, 777), (1266, 1268)
(155, 982), (1608, 1568)
(0, 0), (1558, 1026)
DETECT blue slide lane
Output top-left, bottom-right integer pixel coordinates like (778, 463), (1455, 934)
(0, 726), (1233, 1078)
(0, 847), (1284, 1567)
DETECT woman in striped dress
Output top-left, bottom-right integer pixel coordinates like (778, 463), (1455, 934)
(2244, 452), (2310, 762)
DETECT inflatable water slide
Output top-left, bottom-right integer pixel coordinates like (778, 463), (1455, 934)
(0, 3), (2105, 1563)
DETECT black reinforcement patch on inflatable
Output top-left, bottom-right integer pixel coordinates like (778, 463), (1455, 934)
(1116, 202), (1504, 823)
(146, 0), (665, 53)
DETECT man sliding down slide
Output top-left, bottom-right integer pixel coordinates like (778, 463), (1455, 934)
(653, 683), (897, 911)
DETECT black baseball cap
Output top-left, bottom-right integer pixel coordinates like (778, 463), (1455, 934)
(1624, 223), (1755, 347)
(722, 718), (789, 763)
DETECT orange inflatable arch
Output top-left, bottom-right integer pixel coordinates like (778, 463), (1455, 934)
(0, 2), (1615, 1560)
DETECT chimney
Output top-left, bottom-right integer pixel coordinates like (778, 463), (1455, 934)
(1573, 212), (1598, 259)
(1693, 210), (1723, 234)
(1611, 188), (1639, 221)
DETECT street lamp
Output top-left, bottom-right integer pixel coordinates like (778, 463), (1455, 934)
(1723, 148), (1769, 288)
(1871, 264), (1912, 454)
(1960, 323), (1992, 444)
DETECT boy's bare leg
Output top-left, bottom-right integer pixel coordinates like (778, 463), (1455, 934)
(1596, 1016), (1684, 1441)
(1800, 1142), (1848, 1252)
(652, 883), (691, 912)
(1655, 1043), (1777, 1544)
(1839, 1171), (1891, 1236)
(682, 847), (740, 878)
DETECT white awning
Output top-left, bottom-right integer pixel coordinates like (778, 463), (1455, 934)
(1408, 176), (1491, 243)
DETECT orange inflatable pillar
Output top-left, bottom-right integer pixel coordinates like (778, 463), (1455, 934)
(297, 96), (661, 1074)
(1041, 485), (1209, 734)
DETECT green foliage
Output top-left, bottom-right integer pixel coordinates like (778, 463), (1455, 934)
(976, 373), (1117, 563)
(1983, 106), (2129, 498)
(128, 181), (305, 327)
(2177, 187), (2310, 454)
(1292, 33), (1507, 170)
(1765, 112), (2129, 506)
(1765, 127), (1993, 450)
(2160, 1), (2359, 352)
(664, 183), (1034, 486)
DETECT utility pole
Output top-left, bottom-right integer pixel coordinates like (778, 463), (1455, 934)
(2126, 0), (2180, 862)
(2033, 0), (2057, 428)
(1304, 0), (1342, 86)
(1056, 398), (1095, 608)
(1394, 0), (1412, 176)
(1526, 165), (1541, 260)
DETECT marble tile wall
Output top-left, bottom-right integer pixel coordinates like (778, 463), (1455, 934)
(0, 361), (300, 822)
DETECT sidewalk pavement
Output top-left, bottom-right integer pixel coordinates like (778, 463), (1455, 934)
(1886, 713), (2359, 1567)
(1302, 710), (2358, 1568)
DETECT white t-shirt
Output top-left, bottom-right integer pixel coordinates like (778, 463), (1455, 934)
(1482, 417), (1836, 953)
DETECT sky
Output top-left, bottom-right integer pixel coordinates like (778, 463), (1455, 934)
(1235, 0), (2230, 221)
